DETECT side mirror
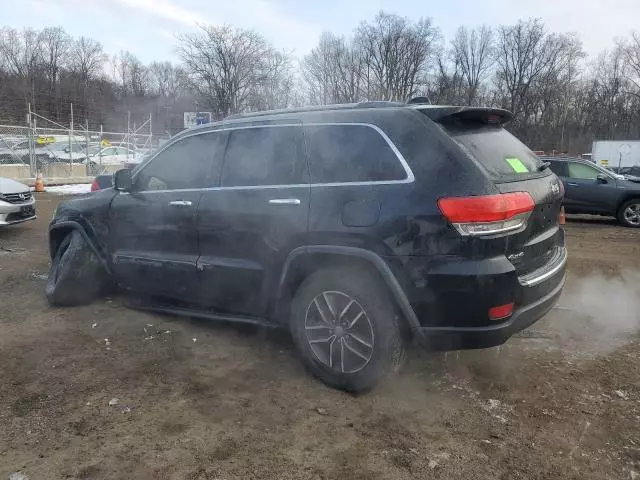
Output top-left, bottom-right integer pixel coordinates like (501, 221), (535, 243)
(113, 168), (132, 191)
(596, 174), (608, 184)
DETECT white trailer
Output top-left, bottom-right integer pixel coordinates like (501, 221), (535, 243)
(592, 140), (640, 171)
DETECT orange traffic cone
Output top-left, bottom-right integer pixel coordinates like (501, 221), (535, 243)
(35, 174), (45, 193)
(559, 206), (566, 225)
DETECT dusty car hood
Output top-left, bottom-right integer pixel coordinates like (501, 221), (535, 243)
(0, 177), (30, 194)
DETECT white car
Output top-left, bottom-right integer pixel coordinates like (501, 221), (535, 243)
(0, 178), (36, 226)
(89, 146), (143, 166)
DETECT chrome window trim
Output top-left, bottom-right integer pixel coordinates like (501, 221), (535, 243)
(131, 122), (415, 194)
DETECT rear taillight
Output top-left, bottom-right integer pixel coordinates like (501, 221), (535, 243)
(90, 179), (100, 192)
(438, 192), (535, 237)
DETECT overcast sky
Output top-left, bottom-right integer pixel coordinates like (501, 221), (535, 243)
(4, 0), (640, 62)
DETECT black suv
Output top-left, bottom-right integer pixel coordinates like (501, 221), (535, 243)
(47, 102), (566, 392)
(545, 157), (640, 227)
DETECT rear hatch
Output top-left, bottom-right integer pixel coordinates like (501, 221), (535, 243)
(422, 107), (564, 276)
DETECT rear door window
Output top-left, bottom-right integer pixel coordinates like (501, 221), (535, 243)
(221, 126), (307, 186)
(304, 124), (407, 183)
(443, 124), (542, 178)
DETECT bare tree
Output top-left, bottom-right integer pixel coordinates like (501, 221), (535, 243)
(590, 47), (631, 138)
(427, 54), (466, 105)
(149, 61), (184, 98)
(451, 25), (494, 105)
(68, 36), (104, 92)
(0, 27), (42, 103)
(39, 27), (71, 94)
(355, 11), (441, 101)
(177, 24), (289, 117)
(302, 32), (366, 104)
(495, 18), (578, 139)
(126, 53), (149, 97)
(622, 32), (640, 96)
(111, 50), (150, 97)
(247, 50), (295, 111)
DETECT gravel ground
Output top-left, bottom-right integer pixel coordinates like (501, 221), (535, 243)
(1, 193), (639, 480)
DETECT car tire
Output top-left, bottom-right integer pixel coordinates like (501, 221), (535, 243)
(617, 199), (640, 228)
(45, 230), (108, 306)
(289, 267), (405, 393)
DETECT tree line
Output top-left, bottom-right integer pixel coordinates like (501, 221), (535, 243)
(1, 12), (640, 152)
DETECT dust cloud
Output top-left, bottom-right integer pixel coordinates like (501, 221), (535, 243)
(550, 270), (640, 356)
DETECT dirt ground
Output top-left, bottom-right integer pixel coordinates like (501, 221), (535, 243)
(1, 193), (639, 480)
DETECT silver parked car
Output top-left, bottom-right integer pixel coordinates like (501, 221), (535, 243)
(0, 178), (36, 226)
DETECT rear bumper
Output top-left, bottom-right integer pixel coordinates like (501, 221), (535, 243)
(400, 245), (567, 350)
(414, 270), (565, 350)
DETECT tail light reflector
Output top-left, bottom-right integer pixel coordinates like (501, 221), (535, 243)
(489, 303), (514, 321)
(438, 192), (535, 236)
(90, 179), (100, 192)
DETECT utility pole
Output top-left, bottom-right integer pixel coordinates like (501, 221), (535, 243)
(27, 103), (35, 177)
(69, 103), (74, 174)
(85, 119), (90, 168)
(126, 111), (131, 162)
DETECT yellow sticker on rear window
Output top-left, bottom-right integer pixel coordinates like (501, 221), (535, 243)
(505, 157), (529, 173)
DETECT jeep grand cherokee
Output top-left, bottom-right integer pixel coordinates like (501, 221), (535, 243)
(47, 101), (566, 392)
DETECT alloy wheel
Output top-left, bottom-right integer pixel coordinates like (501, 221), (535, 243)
(304, 291), (375, 374)
(624, 203), (640, 226)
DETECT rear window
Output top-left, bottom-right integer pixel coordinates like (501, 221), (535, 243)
(443, 124), (542, 178)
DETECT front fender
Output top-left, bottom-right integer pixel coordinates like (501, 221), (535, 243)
(49, 220), (112, 275)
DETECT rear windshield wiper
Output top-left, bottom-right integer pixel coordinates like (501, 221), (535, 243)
(537, 161), (550, 171)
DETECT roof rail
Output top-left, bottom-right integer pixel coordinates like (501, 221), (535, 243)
(223, 101), (405, 120)
(356, 101), (405, 108)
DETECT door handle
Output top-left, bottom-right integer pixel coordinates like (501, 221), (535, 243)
(268, 198), (301, 205)
(566, 182), (579, 187)
(168, 200), (192, 207)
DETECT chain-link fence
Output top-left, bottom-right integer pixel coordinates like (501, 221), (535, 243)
(0, 111), (169, 183)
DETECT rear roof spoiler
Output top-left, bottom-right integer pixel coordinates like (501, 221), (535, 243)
(409, 104), (513, 125)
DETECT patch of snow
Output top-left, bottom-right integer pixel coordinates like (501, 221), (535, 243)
(44, 184), (92, 195)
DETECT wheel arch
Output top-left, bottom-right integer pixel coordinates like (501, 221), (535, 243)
(618, 195), (640, 210)
(616, 196), (640, 226)
(275, 246), (421, 334)
(49, 221), (112, 274)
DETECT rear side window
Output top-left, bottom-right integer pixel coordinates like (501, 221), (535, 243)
(305, 124), (407, 183)
(221, 126), (306, 187)
(443, 124), (541, 177)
